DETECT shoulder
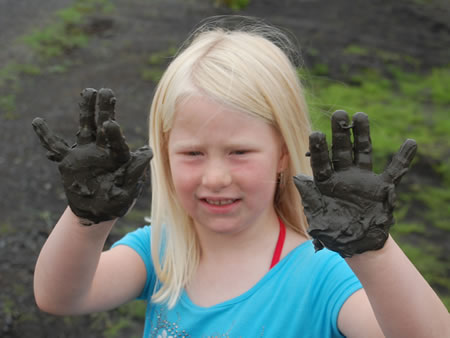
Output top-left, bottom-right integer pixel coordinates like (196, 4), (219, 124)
(112, 225), (152, 254)
(111, 226), (153, 275)
(110, 225), (156, 300)
(277, 236), (362, 306)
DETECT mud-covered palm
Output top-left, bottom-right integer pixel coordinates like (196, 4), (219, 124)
(294, 110), (417, 257)
(32, 88), (153, 225)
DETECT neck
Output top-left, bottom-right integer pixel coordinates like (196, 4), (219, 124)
(195, 212), (280, 265)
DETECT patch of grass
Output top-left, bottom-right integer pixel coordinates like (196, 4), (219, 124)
(47, 62), (73, 74)
(118, 301), (146, 320)
(141, 46), (177, 83)
(0, 95), (17, 119)
(0, 222), (14, 235)
(344, 44), (369, 56)
(0, 63), (21, 89)
(103, 317), (132, 338)
(215, 0), (251, 10)
(141, 68), (165, 83)
(412, 185), (450, 231)
(301, 66), (450, 171)
(148, 47), (177, 65)
(390, 222), (426, 236)
(1, 297), (16, 316)
(342, 45), (421, 69)
(0, 64), (21, 118)
(311, 63), (329, 76)
(89, 301), (145, 338)
(442, 296), (450, 310)
(2, 0), (114, 119)
(0, 63), (42, 119)
(21, 0), (114, 59)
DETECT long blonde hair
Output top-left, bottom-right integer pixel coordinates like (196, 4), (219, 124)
(149, 17), (312, 308)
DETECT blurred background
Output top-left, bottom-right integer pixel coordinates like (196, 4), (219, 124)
(0, 0), (448, 336)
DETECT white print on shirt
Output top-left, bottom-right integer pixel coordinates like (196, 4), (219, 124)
(149, 307), (266, 337)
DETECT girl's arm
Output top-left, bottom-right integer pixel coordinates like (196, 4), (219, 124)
(294, 111), (449, 337)
(32, 88), (152, 315)
(338, 235), (450, 338)
(34, 207), (147, 315)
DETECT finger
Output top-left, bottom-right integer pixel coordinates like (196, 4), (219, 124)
(96, 88), (116, 148)
(32, 117), (69, 162)
(331, 110), (353, 171)
(293, 174), (324, 214)
(97, 88), (116, 125)
(381, 139), (417, 185)
(103, 120), (130, 164)
(77, 88), (97, 145)
(309, 132), (333, 182)
(124, 146), (153, 188)
(352, 112), (372, 170)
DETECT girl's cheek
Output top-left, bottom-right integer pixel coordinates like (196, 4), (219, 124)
(232, 160), (275, 181)
(171, 162), (201, 191)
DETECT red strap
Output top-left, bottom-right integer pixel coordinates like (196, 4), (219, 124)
(270, 218), (286, 269)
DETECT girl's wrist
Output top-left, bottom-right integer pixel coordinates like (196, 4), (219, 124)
(345, 235), (394, 265)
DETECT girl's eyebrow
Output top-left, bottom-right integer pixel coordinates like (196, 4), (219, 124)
(170, 141), (202, 150)
(171, 140), (260, 150)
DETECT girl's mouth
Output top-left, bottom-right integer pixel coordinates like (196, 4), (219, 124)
(204, 198), (238, 206)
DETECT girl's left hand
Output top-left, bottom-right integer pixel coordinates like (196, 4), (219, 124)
(294, 110), (417, 257)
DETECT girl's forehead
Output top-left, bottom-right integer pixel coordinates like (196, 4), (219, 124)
(168, 96), (282, 146)
(172, 96), (257, 130)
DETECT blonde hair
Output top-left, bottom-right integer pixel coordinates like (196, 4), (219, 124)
(149, 16), (312, 307)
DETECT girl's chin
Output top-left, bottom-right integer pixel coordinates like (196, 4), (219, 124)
(194, 218), (246, 235)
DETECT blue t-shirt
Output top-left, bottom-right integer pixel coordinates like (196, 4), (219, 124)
(112, 226), (362, 337)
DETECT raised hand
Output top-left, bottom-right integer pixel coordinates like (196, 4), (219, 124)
(294, 110), (417, 257)
(32, 88), (153, 225)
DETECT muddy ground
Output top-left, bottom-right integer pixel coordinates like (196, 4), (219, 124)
(0, 0), (449, 337)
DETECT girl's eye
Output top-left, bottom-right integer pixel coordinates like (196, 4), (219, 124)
(232, 150), (248, 155)
(186, 151), (202, 156)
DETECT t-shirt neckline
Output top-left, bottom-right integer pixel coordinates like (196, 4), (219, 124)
(180, 240), (312, 311)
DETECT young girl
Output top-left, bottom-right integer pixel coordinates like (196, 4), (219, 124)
(33, 17), (449, 337)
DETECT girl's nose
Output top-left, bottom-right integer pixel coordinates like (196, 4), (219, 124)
(201, 163), (232, 191)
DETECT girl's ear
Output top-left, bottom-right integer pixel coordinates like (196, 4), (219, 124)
(278, 143), (289, 173)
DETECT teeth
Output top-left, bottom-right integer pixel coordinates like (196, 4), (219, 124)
(205, 199), (235, 206)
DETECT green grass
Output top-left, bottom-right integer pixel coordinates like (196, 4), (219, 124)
(301, 66), (450, 169)
(21, 0), (114, 59)
(1, 0), (114, 120)
(343, 44), (421, 69)
(344, 45), (370, 56)
(141, 46), (177, 83)
(88, 301), (146, 338)
(0, 63), (21, 118)
(215, 0), (251, 10)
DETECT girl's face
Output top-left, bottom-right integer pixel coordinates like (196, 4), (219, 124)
(168, 96), (288, 236)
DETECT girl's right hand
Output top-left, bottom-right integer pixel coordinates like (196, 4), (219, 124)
(32, 88), (153, 225)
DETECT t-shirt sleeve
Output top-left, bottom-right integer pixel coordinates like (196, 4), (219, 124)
(314, 248), (363, 337)
(111, 226), (155, 300)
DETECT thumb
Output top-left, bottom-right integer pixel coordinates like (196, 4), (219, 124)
(293, 174), (324, 214)
(381, 139), (417, 185)
(32, 117), (69, 162)
(124, 146), (153, 188)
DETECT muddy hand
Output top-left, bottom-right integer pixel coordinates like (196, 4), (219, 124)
(294, 111), (417, 257)
(32, 88), (153, 225)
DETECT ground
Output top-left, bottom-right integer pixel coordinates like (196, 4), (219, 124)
(0, 0), (449, 336)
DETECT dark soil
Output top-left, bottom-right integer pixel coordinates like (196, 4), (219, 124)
(0, 0), (449, 336)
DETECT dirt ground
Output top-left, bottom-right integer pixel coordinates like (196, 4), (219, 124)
(0, 0), (449, 336)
